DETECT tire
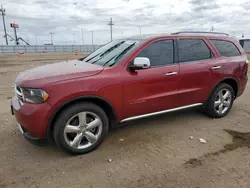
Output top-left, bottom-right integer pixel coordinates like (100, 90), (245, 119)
(53, 102), (109, 155)
(204, 83), (235, 118)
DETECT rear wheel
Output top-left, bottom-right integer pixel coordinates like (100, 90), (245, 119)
(53, 102), (109, 155)
(204, 83), (234, 118)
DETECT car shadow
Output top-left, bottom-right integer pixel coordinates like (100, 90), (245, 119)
(10, 107), (208, 159)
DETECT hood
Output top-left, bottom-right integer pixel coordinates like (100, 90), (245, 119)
(15, 59), (104, 87)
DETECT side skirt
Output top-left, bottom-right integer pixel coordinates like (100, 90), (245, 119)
(120, 103), (203, 123)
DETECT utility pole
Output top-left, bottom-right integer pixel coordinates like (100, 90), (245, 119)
(49, 32), (54, 45)
(108, 17), (114, 41)
(0, 4), (8, 45)
(81, 28), (84, 45)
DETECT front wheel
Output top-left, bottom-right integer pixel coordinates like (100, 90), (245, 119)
(204, 83), (234, 118)
(53, 102), (109, 155)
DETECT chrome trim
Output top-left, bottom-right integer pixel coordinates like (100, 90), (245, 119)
(212, 66), (221, 70)
(120, 103), (203, 123)
(19, 99), (24, 106)
(14, 85), (22, 96)
(14, 84), (24, 104)
(165, 72), (178, 76)
(17, 124), (24, 135)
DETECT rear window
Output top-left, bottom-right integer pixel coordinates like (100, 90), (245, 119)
(210, 40), (241, 57)
(178, 39), (212, 63)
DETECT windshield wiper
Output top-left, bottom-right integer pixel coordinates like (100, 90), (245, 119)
(99, 41), (125, 57)
(84, 53), (101, 62)
(103, 42), (136, 67)
(88, 41), (127, 64)
(114, 43), (136, 61)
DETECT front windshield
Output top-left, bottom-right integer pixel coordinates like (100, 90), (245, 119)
(81, 39), (143, 67)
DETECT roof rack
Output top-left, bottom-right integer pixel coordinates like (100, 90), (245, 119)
(171, 31), (229, 36)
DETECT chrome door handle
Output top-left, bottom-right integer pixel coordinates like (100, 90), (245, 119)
(212, 66), (221, 70)
(165, 72), (178, 76)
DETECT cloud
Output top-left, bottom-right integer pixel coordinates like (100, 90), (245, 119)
(0, 0), (249, 45)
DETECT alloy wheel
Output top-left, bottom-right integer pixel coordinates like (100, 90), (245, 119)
(214, 88), (232, 115)
(63, 111), (103, 149)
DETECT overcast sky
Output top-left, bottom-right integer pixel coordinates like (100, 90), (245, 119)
(0, 0), (249, 45)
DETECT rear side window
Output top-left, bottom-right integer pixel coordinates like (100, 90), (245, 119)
(137, 40), (174, 66)
(178, 39), (212, 63)
(210, 40), (240, 57)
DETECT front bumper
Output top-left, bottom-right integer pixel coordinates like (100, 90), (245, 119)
(11, 95), (52, 139)
(16, 123), (48, 145)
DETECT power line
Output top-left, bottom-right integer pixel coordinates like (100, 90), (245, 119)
(108, 17), (114, 41)
(0, 4), (8, 45)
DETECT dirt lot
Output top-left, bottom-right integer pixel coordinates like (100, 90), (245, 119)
(0, 53), (250, 188)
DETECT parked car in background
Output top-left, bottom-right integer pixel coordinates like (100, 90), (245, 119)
(11, 31), (248, 155)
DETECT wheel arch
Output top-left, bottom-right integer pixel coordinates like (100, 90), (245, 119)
(209, 77), (239, 101)
(46, 96), (117, 140)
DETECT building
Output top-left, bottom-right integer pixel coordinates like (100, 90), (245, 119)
(239, 39), (250, 53)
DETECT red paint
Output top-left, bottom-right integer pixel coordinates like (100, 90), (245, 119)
(12, 34), (248, 138)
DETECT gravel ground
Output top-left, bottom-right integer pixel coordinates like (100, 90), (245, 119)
(0, 53), (250, 188)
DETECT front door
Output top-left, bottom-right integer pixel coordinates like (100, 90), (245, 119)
(122, 39), (180, 119)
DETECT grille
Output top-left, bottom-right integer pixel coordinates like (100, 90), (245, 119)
(14, 85), (24, 102)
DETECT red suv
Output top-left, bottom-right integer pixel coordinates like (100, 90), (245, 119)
(11, 31), (248, 155)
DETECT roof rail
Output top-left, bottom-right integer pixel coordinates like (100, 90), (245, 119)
(171, 31), (229, 36)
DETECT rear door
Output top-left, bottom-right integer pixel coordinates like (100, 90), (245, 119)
(122, 39), (180, 119)
(177, 37), (217, 106)
(208, 39), (248, 94)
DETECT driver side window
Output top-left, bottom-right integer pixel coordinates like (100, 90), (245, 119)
(137, 40), (174, 67)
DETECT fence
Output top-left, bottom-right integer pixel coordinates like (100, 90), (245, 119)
(0, 45), (102, 54)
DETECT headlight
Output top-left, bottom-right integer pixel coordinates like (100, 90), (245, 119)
(21, 88), (49, 104)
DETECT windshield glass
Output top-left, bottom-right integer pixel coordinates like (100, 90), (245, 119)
(82, 39), (143, 67)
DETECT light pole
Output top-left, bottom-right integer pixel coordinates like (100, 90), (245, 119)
(81, 28), (84, 45)
(49, 32), (54, 45)
(91, 31), (94, 46)
(73, 33), (76, 45)
(136, 26), (142, 35)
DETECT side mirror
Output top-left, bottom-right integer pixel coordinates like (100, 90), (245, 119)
(129, 57), (151, 71)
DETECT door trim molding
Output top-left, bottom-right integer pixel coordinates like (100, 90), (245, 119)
(120, 103), (203, 123)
